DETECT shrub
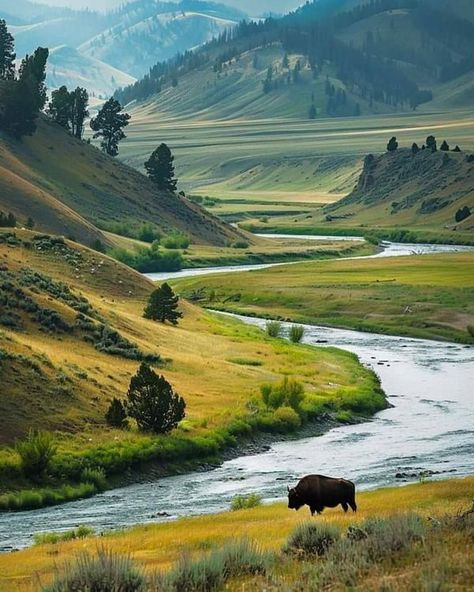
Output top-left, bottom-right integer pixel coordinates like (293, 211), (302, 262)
(274, 406), (301, 431)
(266, 320), (281, 337)
(15, 430), (57, 479)
(347, 513), (425, 560)
(34, 525), (95, 546)
(106, 398), (128, 429)
(231, 240), (249, 249)
(289, 324), (305, 343)
(162, 233), (190, 249)
(284, 522), (340, 556)
(138, 223), (161, 243)
(165, 539), (268, 592)
(261, 377), (305, 411)
(455, 206), (471, 223)
(81, 467), (107, 492)
(144, 283), (182, 325)
(43, 548), (145, 592)
(230, 493), (262, 511)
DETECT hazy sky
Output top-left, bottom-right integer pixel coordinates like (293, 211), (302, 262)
(39, 0), (303, 16)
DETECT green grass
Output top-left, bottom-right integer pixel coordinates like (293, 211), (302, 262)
(1, 478), (473, 592)
(173, 253), (474, 343)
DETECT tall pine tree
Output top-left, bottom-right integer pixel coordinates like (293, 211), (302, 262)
(90, 98), (130, 156)
(71, 86), (89, 139)
(144, 143), (177, 191)
(126, 363), (185, 434)
(48, 86), (73, 130)
(0, 19), (15, 80)
(143, 283), (182, 325)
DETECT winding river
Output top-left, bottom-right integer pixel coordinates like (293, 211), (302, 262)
(0, 239), (473, 551)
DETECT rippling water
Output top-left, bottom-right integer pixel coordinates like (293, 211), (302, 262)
(1, 240), (472, 551)
(1, 316), (472, 551)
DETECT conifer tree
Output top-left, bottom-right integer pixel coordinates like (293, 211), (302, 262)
(440, 140), (450, 151)
(105, 398), (128, 429)
(143, 283), (182, 325)
(90, 98), (130, 156)
(71, 87), (89, 139)
(387, 136), (398, 152)
(126, 363), (185, 434)
(144, 143), (177, 191)
(426, 135), (437, 152)
(48, 86), (73, 130)
(411, 142), (419, 155)
(308, 104), (317, 119)
(0, 19), (15, 80)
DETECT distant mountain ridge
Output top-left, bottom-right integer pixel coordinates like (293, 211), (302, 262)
(1, 0), (245, 96)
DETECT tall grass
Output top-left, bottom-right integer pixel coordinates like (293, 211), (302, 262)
(288, 325), (305, 343)
(230, 493), (262, 511)
(43, 548), (144, 592)
(15, 430), (56, 478)
(34, 525), (95, 546)
(265, 320), (282, 337)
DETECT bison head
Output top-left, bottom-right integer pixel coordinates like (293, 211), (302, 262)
(287, 486), (304, 510)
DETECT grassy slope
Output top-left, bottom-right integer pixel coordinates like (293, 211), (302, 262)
(0, 230), (381, 491)
(0, 477), (472, 591)
(0, 118), (244, 248)
(173, 253), (474, 343)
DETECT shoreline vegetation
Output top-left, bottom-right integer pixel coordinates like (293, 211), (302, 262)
(0, 477), (472, 591)
(173, 252), (474, 344)
(0, 230), (385, 513)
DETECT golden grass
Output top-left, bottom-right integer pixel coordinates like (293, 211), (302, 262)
(0, 477), (472, 591)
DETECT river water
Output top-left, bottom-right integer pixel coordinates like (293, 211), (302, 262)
(0, 241), (473, 551)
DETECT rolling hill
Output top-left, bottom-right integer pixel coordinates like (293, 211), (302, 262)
(2, 0), (244, 95)
(0, 117), (245, 247)
(324, 146), (474, 232)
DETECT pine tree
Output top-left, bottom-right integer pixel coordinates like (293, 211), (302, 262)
(126, 363), (185, 434)
(48, 86), (73, 130)
(106, 398), (128, 428)
(144, 143), (177, 191)
(143, 283), (183, 325)
(426, 135), (437, 152)
(387, 136), (398, 152)
(71, 87), (89, 139)
(440, 140), (450, 151)
(308, 104), (317, 119)
(453, 145), (461, 152)
(0, 19), (15, 80)
(411, 142), (420, 154)
(90, 98), (130, 156)
(0, 47), (48, 138)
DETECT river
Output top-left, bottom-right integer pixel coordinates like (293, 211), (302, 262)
(0, 240), (473, 551)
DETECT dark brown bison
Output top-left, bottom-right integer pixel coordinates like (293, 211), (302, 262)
(288, 474), (357, 516)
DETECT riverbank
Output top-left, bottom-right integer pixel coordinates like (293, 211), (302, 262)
(173, 252), (474, 344)
(1, 476), (472, 591)
(239, 224), (474, 246)
(0, 230), (384, 512)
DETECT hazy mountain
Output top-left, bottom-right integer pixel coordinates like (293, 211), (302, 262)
(2, 0), (245, 94)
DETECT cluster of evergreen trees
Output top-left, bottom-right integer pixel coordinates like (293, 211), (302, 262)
(114, 0), (442, 113)
(47, 86), (89, 139)
(0, 20), (48, 138)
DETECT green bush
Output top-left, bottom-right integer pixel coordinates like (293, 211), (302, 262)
(260, 377), (305, 411)
(265, 320), (281, 337)
(164, 539), (269, 592)
(34, 525), (95, 546)
(15, 430), (57, 478)
(230, 493), (262, 511)
(289, 324), (305, 343)
(43, 548), (145, 592)
(231, 240), (249, 249)
(80, 467), (107, 492)
(0, 482), (96, 511)
(274, 406), (301, 431)
(162, 233), (190, 249)
(284, 522), (340, 557)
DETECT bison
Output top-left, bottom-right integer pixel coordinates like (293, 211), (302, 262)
(288, 474), (357, 516)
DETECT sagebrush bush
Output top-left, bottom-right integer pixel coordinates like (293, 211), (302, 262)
(265, 320), (282, 337)
(289, 325), (305, 343)
(15, 430), (57, 478)
(43, 548), (145, 592)
(230, 493), (262, 511)
(284, 522), (340, 557)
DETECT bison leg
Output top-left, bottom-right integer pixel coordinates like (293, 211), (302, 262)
(341, 502), (349, 513)
(349, 499), (357, 512)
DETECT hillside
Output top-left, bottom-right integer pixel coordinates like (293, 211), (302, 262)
(2, 0), (244, 95)
(324, 147), (474, 232)
(0, 117), (245, 247)
(118, 0), (474, 119)
(0, 229), (382, 506)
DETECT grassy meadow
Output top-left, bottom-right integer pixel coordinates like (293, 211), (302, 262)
(173, 253), (474, 343)
(0, 477), (472, 591)
(0, 230), (383, 509)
